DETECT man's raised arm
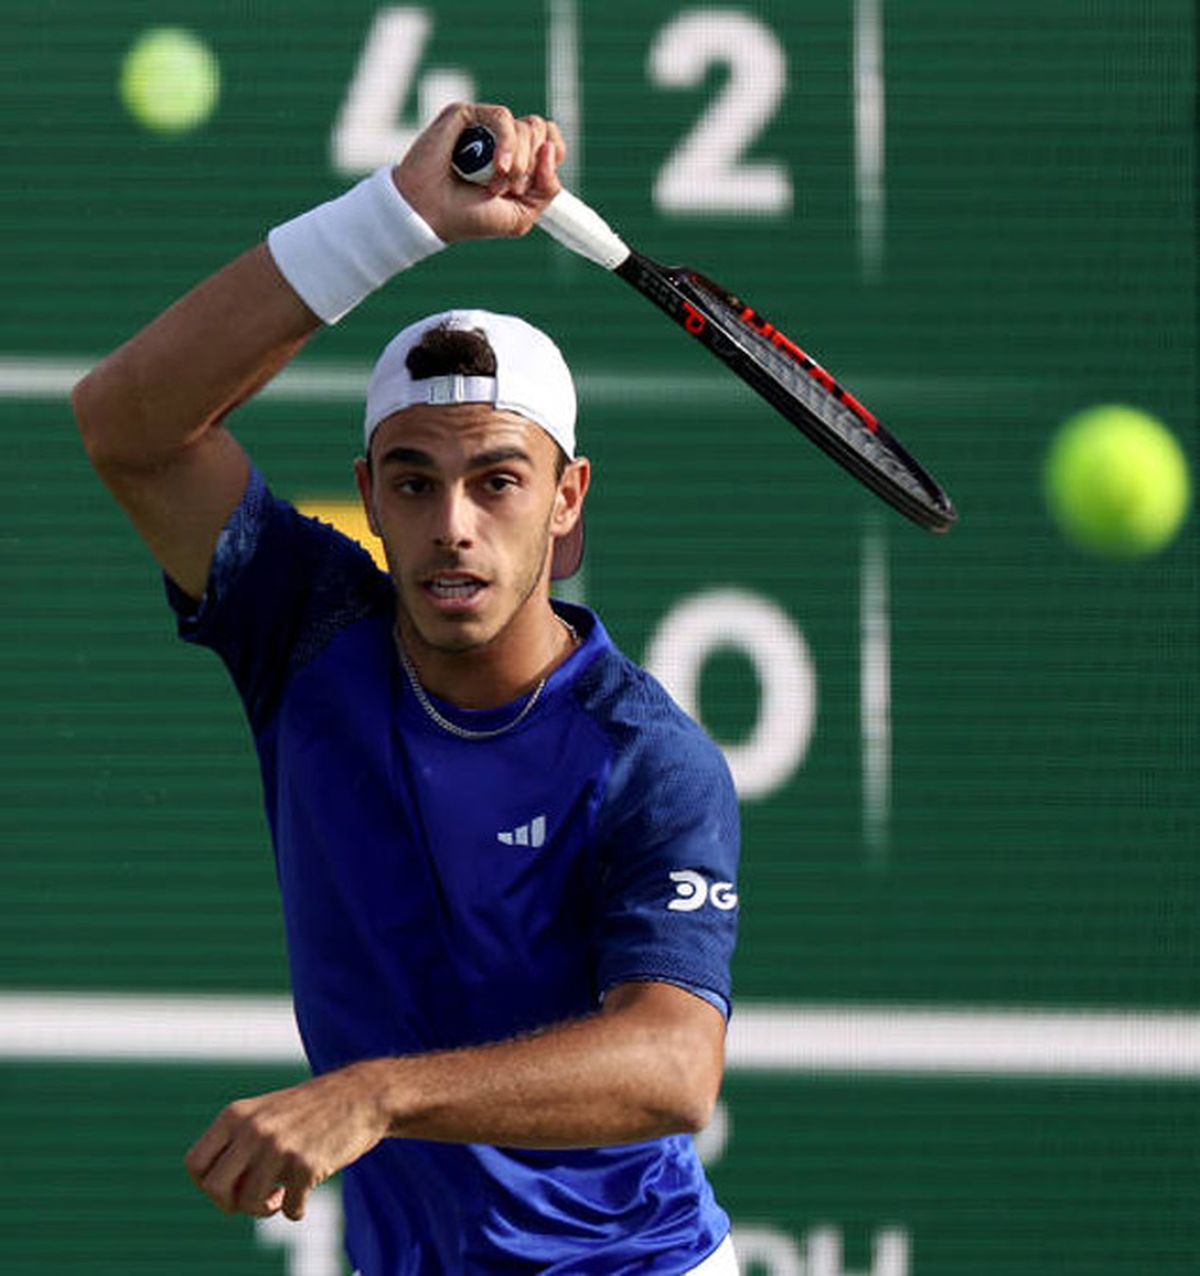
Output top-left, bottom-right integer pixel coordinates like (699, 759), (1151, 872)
(71, 103), (563, 600)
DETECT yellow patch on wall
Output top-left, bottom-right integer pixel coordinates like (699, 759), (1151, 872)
(296, 498), (388, 572)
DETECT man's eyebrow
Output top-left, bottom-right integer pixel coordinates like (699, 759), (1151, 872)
(466, 446), (534, 470)
(377, 445), (535, 470)
(378, 446), (436, 468)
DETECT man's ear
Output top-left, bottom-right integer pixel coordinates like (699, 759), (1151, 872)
(354, 457), (382, 537)
(553, 456), (591, 534)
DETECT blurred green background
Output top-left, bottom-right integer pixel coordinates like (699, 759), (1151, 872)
(0, 2), (1195, 1272)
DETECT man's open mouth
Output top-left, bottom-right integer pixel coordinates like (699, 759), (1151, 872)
(424, 574), (487, 602)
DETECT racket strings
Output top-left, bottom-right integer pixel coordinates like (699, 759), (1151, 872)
(679, 273), (954, 526)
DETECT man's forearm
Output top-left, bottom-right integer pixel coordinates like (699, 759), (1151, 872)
(368, 991), (723, 1148)
(187, 983), (725, 1221)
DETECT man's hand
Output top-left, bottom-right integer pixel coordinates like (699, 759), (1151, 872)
(395, 102), (565, 242)
(185, 1061), (390, 1221)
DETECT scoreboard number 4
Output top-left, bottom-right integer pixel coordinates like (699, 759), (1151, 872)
(332, 5), (792, 216)
(332, 8), (476, 173)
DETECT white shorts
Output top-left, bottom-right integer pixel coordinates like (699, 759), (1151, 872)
(684, 1233), (739, 1274)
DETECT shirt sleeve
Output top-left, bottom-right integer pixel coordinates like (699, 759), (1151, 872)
(164, 465), (387, 734)
(592, 699), (741, 1019)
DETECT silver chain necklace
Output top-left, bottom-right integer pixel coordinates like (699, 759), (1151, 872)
(396, 616), (579, 741)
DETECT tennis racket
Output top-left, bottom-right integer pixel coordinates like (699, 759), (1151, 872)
(451, 125), (957, 533)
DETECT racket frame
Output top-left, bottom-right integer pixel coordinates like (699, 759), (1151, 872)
(613, 250), (957, 532)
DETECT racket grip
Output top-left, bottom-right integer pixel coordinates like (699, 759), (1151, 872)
(538, 191), (630, 271)
(451, 125), (630, 271)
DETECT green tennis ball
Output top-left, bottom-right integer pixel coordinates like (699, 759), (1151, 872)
(1044, 405), (1191, 558)
(120, 27), (220, 135)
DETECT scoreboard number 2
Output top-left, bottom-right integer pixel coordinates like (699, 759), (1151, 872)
(331, 5), (792, 218)
(650, 10), (791, 215)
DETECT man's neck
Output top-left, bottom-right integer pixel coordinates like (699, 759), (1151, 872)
(396, 601), (576, 710)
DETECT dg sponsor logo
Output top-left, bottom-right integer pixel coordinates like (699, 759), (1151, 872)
(667, 870), (738, 913)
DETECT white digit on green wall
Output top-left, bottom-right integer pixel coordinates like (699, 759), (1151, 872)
(333, 7), (476, 175)
(644, 587), (816, 800)
(649, 9), (792, 215)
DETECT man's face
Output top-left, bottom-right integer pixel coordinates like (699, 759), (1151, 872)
(355, 403), (588, 654)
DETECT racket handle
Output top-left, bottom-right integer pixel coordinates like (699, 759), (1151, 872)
(539, 191), (630, 271)
(450, 125), (630, 272)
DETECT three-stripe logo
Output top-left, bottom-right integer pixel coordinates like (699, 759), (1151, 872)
(497, 815), (547, 849)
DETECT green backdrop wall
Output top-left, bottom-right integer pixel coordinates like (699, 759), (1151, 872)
(1, 2), (1195, 1272)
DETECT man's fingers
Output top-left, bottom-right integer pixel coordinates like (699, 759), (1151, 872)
(184, 1109), (235, 1184)
(509, 123), (533, 193)
(528, 140), (564, 205)
(477, 111), (553, 198)
(282, 1175), (311, 1222)
(195, 1134), (312, 1219)
(234, 1147), (292, 1217)
(186, 1101), (283, 1215)
(466, 103), (518, 179)
(547, 119), (567, 167)
(510, 115), (550, 197)
(195, 1139), (256, 1213)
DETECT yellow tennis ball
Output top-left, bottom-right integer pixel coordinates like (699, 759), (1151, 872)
(1044, 405), (1191, 557)
(120, 27), (220, 135)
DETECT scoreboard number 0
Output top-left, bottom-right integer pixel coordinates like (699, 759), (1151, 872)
(331, 5), (792, 218)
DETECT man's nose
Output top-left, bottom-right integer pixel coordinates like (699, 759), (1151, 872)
(432, 484), (475, 549)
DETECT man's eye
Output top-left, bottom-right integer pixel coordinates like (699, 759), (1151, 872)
(395, 476), (431, 495)
(484, 474), (519, 493)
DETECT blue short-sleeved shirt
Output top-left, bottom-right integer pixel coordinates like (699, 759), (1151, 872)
(167, 468), (741, 1274)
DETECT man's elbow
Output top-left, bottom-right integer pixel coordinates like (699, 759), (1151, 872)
(654, 1024), (725, 1136)
(72, 358), (157, 476)
(674, 1060), (722, 1136)
(72, 365), (122, 470)
(606, 982), (727, 1137)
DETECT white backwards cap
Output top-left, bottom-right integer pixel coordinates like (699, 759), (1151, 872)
(363, 309), (583, 577)
(364, 309), (576, 457)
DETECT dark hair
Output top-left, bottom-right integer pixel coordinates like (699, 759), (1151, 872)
(405, 324), (497, 379)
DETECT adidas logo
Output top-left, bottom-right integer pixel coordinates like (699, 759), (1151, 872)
(497, 815), (546, 849)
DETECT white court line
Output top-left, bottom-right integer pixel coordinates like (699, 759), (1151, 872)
(547, 0), (582, 192)
(730, 1006), (1200, 1080)
(0, 355), (93, 397)
(0, 356), (747, 405)
(0, 355), (1053, 407)
(1, 994), (1198, 1079)
(854, 0), (886, 282)
(860, 519), (891, 866)
(0, 994), (302, 1064)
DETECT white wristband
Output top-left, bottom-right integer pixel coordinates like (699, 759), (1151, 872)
(267, 166), (446, 324)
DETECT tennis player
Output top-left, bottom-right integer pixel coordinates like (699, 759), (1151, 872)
(73, 102), (740, 1274)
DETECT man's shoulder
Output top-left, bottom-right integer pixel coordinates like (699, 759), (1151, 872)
(564, 627), (740, 870)
(256, 492), (395, 660)
(260, 484), (382, 573)
(170, 470), (395, 728)
(187, 466), (391, 612)
(247, 482), (391, 605)
(572, 637), (734, 797)
(574, 640), (692, 731)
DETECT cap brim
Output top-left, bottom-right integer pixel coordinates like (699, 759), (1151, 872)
(550, 517), (584, 580)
